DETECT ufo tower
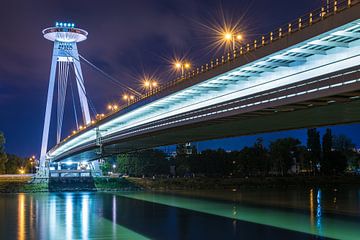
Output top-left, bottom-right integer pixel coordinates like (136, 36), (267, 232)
(40, 22), (91, 172)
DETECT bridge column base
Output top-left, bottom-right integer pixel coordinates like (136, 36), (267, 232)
(31, 167), (49, 183)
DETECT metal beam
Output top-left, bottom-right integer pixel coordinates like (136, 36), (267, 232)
(331, 31), (360, 39)
(271, 55), (307, 61)
(258, 61), (290, 67)
(289, 48), (327, 55)
(231, 71), (261, 77)
(242, 66), (275, 72)
(309, 40), (349, 48)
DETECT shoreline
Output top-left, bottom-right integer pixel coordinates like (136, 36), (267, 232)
(0, 175), (360, 193)
(129, 175), (360, 190)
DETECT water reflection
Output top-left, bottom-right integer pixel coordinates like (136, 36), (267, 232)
(82, 194), (89, 240)
(112, 195), (117, 236)
(316, 189), (323, 236)
(49, 195), (57, 239)
(0, 189), (360, 240)
(65, 194), (73, 240)
(309, 188), (314, 229)
(18, 193), (25, 240)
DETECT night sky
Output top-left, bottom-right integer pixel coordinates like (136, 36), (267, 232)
(0, 0), (359, 157)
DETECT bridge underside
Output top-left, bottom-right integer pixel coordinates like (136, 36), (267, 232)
(56, 91), (360, 162)
(48, 3), (360, 162)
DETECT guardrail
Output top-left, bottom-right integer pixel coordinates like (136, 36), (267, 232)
(139, 0), (359, 100)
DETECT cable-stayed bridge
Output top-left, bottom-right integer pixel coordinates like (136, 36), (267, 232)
(43, 1), (360, 166)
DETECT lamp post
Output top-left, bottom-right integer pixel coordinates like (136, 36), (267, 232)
(174, 61), (191, 77)
(123, 94), (135, 106)
(143, 79), (158, 94)
(29, 155), (36, 174)
(223, 32), (243, 51)
(107, 104), (119, 112)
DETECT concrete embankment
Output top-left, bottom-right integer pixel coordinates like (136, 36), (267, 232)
(0, 175), (141, 193)
(1, 175), (360, 193)
(129, 176), (360, 190)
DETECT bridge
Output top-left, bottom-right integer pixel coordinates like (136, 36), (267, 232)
(45, 0), (360, 165)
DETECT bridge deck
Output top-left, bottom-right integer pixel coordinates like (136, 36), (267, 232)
(48, 0), (360, 162)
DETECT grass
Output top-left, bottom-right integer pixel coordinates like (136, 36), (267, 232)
(0, 175), (48, 193)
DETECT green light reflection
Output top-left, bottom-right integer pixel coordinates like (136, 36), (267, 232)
(117, 191), (360, 240)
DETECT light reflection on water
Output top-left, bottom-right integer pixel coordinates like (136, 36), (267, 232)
(17, 193), (25, 240)
(316, 189), (323, 237)
(1, 187), (360, 239)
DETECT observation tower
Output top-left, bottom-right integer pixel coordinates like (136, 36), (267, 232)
(40, 22), (91, 172)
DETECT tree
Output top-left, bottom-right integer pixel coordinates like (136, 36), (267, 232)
(5, 154), (24, 174)
(117, 149), (169, 177)
(269, 138), (301, 175)
(333, 134), (355, 153)
(197, 149), (230, 177)
(236, 147), (253, 176)
(252, 138), (269, 176)
(174, 143), (198, 176)
(324, 151), (347, 174)
(100, 160), (112, 175)
(307, 128), (321, 173)
(333, 134), (356, 171)
(0, 132), (8, 174)
(321, 128), (333, 174)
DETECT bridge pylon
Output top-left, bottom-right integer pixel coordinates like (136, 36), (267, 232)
(38, 22), (91, 176)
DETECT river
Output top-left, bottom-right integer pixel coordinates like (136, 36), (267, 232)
(0, 186), (360, 239)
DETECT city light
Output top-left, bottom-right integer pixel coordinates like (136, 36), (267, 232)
(142, 77), (158, 92)
(201, 14), (245, 53)
(18, 168), (25, 174)
(107, 104), (119, 111)
(123, 94), (135, 105)
(224, 32), (232, 40)
(173, 60), (191, 77)
(222, 31), (244, 50)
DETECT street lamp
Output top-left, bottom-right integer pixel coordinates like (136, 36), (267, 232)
(174, 61), (191, 77)
(18, 167), (25, 175)
(29, 155), (36, 174)
(107, 104), (119, 112)
(123, 94), (135, 106)
(223, 32), (243, 51)
(142, 78), (158, 93)
(96, 113), (105, 120)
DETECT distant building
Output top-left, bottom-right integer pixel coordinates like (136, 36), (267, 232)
(176, 143), (197, 156)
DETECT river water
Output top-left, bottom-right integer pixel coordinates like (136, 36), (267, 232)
(0, 186), (360, 239)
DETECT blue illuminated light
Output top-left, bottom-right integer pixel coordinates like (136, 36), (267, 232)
(55, 22), (75, 28)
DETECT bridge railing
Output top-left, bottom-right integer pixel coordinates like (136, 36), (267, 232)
(134, 0), (359, 102)
(64, 0), (359, 142)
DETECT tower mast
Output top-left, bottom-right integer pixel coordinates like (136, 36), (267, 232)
(39, 22), (91, 175)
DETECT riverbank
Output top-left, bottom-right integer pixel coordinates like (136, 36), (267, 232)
(0, 176), (48, 193)
(128, 175), (360, 190)
(0, 176), (140, 193)
(1, 175), (360, 193)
